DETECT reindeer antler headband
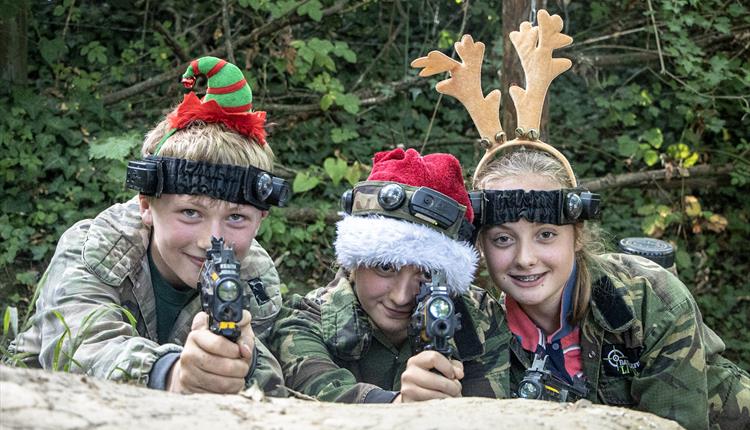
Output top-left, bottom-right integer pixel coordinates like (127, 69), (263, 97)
(411, 9), (575, 185)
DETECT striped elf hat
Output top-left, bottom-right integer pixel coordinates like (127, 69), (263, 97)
(154, 56), (267, 154)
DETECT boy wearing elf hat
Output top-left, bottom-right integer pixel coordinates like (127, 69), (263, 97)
(10, 57), (289, 395)
(269, 148), (511, 403)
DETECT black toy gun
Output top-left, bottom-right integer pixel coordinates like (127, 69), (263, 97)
(516, 353), (589, 402)
(198, 237), (245, 342)
(408, 269), (462, 358)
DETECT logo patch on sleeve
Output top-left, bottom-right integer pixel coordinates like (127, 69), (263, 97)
(602, 344), (642, 376)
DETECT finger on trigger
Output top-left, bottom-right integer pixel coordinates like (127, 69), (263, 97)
(428, 353), (455, 379)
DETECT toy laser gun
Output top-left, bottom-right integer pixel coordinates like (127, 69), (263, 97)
(517, 354), (589, 402)
(409, 269), (462, 358)
(198, 237), (245, 342)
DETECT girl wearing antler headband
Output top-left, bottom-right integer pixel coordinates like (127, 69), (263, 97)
(413, 9), (749, 430)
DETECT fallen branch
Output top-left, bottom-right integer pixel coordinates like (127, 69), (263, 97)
(579, 163), (733, 192)
(572, 51), (661, 68)
(264, 76), (421, 114)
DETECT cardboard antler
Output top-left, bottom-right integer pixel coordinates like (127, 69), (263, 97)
(412, 9), (577, 186)
(509, 9), (573, 138)
(411, 35), (505, 147)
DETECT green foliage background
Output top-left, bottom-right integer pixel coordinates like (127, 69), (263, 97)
(1, 0), (748, 369)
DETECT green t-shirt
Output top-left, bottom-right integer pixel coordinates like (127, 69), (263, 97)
(148, 250), (198, 344)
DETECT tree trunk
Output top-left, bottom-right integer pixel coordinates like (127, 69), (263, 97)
(0, 365), (683, 430)
(0, 0), (28, 86)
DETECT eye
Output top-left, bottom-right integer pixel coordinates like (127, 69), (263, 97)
(181, 209), (200, 219)
(491, 234), (514, 247)
(228, 213), (246, 222)
(538, 230), (558, 241)
(373, 262), (398, 275)
(419, 269), (432, 283)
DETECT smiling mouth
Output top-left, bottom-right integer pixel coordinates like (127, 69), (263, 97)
(510, 273), (545, 282)
(383, 305), (412, 318)
(187, 255), (206, 267)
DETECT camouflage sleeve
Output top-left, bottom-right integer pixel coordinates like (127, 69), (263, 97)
(241, 239), (283, 342)
(10, 220), (180, 385)
(632, 281), (709, 429)
(248, 338), (285, 396)
(707, 354), (750, 429)
(458, 289), (511, 398)
(269, 294), (384, 403)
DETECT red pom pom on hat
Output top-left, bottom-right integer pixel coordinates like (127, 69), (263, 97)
(368, 148), (473, 222)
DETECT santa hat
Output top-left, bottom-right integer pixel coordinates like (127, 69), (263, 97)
(154, 56), (267, 154)
(334, 148), (478, 295)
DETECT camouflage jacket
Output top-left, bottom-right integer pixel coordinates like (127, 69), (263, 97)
(9, 197), (285, 394)
(269, 273), (511, 403)
(508, 253), (749, 430)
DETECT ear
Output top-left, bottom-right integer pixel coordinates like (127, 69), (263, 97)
(260, 210), (269, 220)
(139, 195), (154, 227)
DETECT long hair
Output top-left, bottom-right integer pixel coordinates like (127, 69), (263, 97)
(473, 149), (605, 324)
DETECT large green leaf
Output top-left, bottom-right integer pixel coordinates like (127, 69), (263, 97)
(292, 172), (321, 193)
(88, 133), (140, 161)
(323, 157), (347, 186)
(39, 37), (68, 65)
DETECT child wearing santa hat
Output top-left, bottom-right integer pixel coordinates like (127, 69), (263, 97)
(270, 148), (510, 402)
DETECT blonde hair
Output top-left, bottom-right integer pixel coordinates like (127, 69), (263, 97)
(141, 119), (274, 172)
(474, 149), (605, 324)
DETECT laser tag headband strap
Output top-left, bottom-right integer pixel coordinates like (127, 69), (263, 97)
(341, 181), (475, 242)
(470, 188), (601, 227)
(126, 156), (290, 210)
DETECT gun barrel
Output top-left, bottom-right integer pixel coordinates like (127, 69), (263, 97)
(409, 269), (461, 358)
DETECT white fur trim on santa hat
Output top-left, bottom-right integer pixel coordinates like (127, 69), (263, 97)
(334, 215), (478, 295)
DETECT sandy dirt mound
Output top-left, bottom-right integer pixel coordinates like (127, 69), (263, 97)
(0, 365), (683, 429)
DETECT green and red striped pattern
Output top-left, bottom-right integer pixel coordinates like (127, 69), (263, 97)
(182, 56), (253, 112)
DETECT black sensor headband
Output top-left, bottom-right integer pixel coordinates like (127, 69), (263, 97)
(470, 188), (600, 227)
(340, 181), (475, 242)
(126, 156), (290, 210)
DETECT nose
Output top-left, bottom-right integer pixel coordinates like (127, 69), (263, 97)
(515, 238), (538, 269)
(389, 272), (420, 307)
(197, 219), (225, 251)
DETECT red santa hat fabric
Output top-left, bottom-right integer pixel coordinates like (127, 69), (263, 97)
(334, 148), (478, 294)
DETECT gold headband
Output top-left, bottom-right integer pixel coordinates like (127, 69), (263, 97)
(411, 9), (575, 185)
